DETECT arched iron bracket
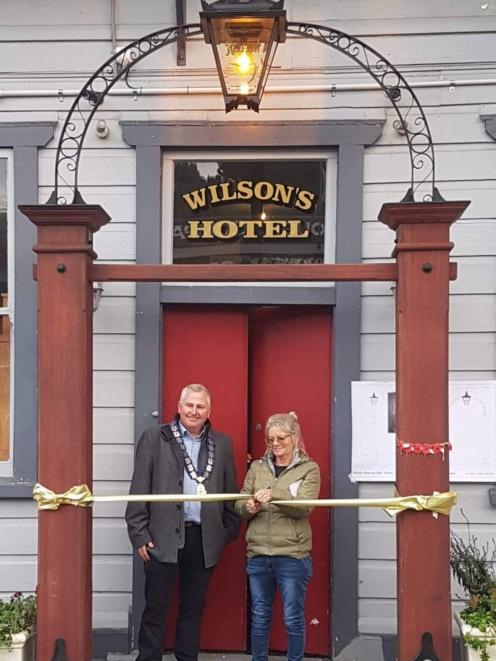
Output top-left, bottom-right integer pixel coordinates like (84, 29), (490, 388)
(48, 24), (203, 205)
(286, 22), (444, 202)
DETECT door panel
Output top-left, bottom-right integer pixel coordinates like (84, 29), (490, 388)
(249, 306), (331, 655)
(162, 306), (248, 650)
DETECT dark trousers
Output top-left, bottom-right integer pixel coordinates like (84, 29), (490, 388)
(137, 525), (215, 661)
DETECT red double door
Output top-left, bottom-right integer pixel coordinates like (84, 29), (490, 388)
(162, 305), (332, 655)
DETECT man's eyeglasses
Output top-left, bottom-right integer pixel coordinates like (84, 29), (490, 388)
(266, 434), (291, 446)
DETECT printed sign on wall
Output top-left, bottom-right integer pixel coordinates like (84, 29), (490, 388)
(351, 381), (496, 482)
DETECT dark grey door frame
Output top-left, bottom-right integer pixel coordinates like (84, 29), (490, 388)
(121, 119), (383, 656)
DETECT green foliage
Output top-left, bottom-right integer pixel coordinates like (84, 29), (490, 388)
(451, 524), (496, 661)
(0, 592), (36, 648)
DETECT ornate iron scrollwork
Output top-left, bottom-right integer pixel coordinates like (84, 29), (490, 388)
(286, 22), (443, 202)
(50, 20), (441, 204)
(48, 24), (203, 205)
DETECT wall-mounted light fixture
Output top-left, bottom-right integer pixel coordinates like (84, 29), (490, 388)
(462, 390), (471, 406)
(370, 392), (379, 406)
(200, 0), (286, 112)
(93, 282), (104, 312)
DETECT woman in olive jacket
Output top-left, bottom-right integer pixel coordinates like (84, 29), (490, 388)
(235, 412), (321, 661)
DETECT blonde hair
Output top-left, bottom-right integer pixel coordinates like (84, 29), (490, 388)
(264, 411), (308, 457)
(179, 383), (211, 406)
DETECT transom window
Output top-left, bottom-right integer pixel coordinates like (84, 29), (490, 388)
(162, 151), (337, 267)
(172, 159), (326, 265)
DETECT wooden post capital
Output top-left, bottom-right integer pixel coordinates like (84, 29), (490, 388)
(378, 200), (470, 231)
(19, 204), (110, 232)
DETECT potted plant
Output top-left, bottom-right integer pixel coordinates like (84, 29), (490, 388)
(0, 592), (36, 660)
(451, 527), (496, 661)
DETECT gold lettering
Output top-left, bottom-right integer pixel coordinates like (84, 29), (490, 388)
(294, 190), (316, 211)
(219, 182), (237, 202)
(182, 188), (207, 211)
(263, 220), (287, 238)
(273, 183), (295, 205)
(287, 220), (309, 238)
(187, 220), (214, 239)
(212, 220), (238, 239)
(236, 180), (253, 200)
(254, 181), (274, 201)
(187, 219), (311, 240)
(207, 184), (221, 204)
(238, 220), (263, 238)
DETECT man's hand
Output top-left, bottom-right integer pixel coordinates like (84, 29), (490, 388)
(246, 497), (262, 514)
(138, 541), (154, 562)
(254, 488), (272, 504)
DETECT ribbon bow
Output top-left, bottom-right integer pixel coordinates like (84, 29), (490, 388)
(33, 483), (93, 510)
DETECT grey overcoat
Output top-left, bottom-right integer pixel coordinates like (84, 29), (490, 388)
(125, 422), (240, 567)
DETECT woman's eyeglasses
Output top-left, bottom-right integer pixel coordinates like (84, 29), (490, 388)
(266, 434), (291, 446)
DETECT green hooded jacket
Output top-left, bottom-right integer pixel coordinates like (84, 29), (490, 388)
(235, 454), (321, 558)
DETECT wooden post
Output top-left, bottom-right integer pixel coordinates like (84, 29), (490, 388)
(379, 201), (470, 661)
(19, 205), (110, 661)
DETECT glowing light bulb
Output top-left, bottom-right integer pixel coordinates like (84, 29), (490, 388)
(233, 51), (254, 75)
(240, 83), (249, 95)
(260, 211), (267, 220)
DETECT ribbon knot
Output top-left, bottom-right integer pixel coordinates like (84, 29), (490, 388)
(33, 483), (93, 510)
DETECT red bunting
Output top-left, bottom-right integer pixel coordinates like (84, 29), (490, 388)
(397, 440), (452, 456)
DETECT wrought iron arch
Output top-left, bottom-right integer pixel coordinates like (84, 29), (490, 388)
(286, 22), (442, 202)
(49, 20), (442, 205)
(49, 24), (203, 205)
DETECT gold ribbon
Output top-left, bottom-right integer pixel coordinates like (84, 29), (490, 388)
(33, 483), (456, 516)
(273, 492), (457, 516)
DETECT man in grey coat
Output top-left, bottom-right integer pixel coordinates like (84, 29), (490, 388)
(126, 383), (240, 661)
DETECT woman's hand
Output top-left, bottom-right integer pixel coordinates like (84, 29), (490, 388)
(254, 488), (272, 504)
(246, 497), (262, 514)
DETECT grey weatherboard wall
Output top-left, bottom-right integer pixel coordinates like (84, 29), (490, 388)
(122, 119), (383, 657)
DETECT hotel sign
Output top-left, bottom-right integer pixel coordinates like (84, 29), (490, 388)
(183, 180), (315, 240)
(172, 160), (326, 264)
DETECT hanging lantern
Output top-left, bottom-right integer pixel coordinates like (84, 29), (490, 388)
(200, 0), (286, 113)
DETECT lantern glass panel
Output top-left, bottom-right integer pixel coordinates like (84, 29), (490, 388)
(209, 18), (276, 97)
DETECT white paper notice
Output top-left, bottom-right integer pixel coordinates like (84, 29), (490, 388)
(350, 381), (496, 482)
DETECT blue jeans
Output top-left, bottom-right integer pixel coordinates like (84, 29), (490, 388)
(247, 555), (312, 661)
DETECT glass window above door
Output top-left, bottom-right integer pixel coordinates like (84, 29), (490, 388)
(172, 160), (326, 265)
